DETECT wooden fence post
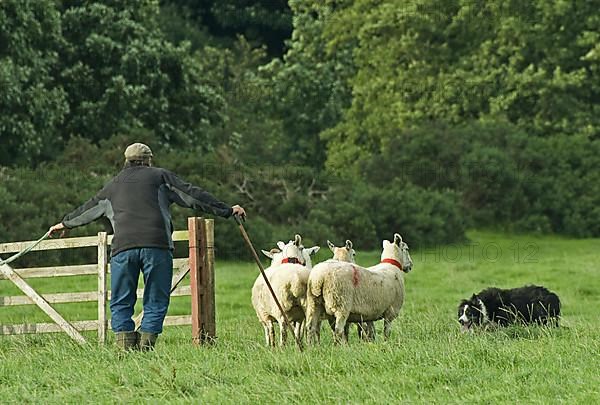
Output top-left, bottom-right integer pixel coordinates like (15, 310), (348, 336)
(97, 232), (108, 345)
(189, 217), (216, 344)
(204, 219), (216, 340)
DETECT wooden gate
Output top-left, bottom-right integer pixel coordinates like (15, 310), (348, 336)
(0, 217), (215, 345)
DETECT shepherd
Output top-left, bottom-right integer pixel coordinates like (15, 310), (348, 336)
(48, 143), (246, 351)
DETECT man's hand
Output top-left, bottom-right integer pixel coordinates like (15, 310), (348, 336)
(232, 204), (246, 219)
(49, 223), (68, 238)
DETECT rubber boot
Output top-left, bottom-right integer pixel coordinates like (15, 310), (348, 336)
(115, 331), (140, 351)
(139, 332), (159, 351)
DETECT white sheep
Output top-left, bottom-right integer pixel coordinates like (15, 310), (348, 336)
(258, 240), (315, 341)
(260, 238), (358, 343)
(306, 233), (413, 344)
(251, 234), (320, 346)
(317, 239), (376, 342)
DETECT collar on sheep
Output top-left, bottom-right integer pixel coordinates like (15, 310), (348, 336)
(381, 258), (403, 271)
(282, 257), (304, 265)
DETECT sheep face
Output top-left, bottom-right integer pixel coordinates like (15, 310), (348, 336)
(327, 239), (356, 263)
(381, 233), (413, 272)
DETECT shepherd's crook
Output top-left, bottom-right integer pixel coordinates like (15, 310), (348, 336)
(0, 231), (51, 266)
(234, 214), (304, 351)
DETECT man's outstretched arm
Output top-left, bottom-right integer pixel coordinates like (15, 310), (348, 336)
(162, 170), (246, 218)
(49, 192), (110, 237)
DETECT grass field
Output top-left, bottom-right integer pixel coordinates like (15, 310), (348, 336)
(1, 231), (599, 403)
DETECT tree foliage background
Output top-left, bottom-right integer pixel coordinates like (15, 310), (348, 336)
(1, 0), (598, 263)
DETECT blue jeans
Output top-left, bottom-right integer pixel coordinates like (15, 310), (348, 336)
(110, 248), (173, 334)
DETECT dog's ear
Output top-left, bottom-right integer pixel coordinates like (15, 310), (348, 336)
(470, 294), (478, 301)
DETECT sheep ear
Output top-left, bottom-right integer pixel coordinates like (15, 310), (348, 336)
(383, 240), (390, 249)
(305, 246), (320, 256)
(345, 240), (353, 250)
(261, 250), (274, 259)
(394, 233), (402, 246)
(277, 241), (286, 251)
(294, 234), (302, 246)
(327, 240), (335, 252)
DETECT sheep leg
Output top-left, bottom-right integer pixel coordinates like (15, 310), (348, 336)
(357, 323), (364, 340)
(270, 320), (276, 347)
(366, 321), (376, 341)
(294, 321), (304, 343)
(315, 319), (322, 343)
(358, 321), (376, 341)
(306, 298), (324, 345)
(383, 318), (392, 340)
(266, 320), (275, 347)
(279, 318), (288, 346)
(327, 318), (335, 332)
(358, 322), (373, 341)
(334, 314), (349, 344)
(262, 322), (270, 347)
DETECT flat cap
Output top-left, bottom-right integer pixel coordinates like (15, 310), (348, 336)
(124, 143), (153, 160)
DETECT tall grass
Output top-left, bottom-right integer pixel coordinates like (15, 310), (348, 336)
(1, 231), (599, 403)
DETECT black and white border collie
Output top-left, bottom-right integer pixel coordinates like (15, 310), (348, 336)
(457, 285), (561, 332)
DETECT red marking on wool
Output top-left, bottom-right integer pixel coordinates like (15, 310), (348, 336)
(352, 266), (360, 287)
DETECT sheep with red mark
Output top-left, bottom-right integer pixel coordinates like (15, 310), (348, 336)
(321, 240), (376, 341)
(306, 233), (413, 344)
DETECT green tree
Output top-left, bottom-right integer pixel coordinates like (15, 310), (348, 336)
(259, 0), (355, 169)
(58, 0), (224, 151)
(0, 0), (67, 165)
(163, 0), (292, 55)
(323, 0), (600, 172)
